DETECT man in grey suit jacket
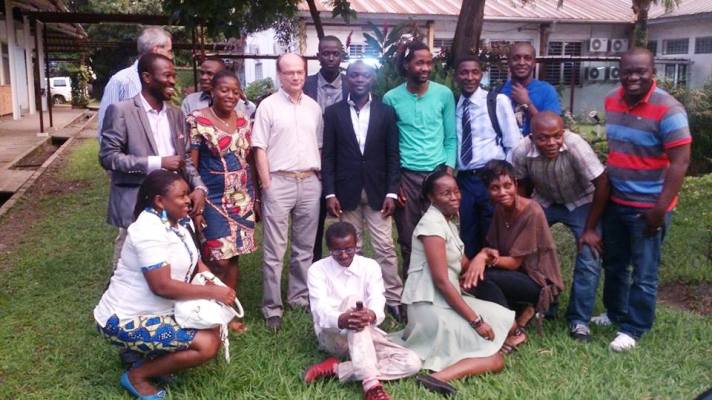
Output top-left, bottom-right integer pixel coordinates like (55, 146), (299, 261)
(100, 53), (207, 267)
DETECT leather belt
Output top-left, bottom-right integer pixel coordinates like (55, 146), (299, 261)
(272, 170), (315, 180)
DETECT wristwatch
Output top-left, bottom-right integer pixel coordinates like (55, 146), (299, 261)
(470, 315), (484, 330)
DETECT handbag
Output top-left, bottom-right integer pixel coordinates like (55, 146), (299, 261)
(174, 271), (244, 362)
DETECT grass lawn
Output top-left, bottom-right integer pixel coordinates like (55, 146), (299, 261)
(0, 139), (710, 399)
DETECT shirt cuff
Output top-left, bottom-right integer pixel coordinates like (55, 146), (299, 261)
(147, 156), (162, 173)
(325, 194), (336, 199)
(386, 193), (397, 199)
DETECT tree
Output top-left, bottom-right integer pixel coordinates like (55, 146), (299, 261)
(632, 0), (680, 47)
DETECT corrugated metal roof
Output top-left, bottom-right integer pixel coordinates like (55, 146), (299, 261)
(649, 0), (712, 19)
(300, 0), (712, 23)
(299, 0), (635, 23)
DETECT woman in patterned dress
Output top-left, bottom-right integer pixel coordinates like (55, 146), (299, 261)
(187, 69), (257, 333)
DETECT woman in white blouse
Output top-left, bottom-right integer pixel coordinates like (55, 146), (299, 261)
(94, 170), (235, 400)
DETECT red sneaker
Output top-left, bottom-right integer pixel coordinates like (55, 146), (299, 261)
(303, 357), (339, 384)
(364, 385), (392, 400)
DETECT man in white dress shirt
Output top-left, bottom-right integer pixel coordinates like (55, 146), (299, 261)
(97, 27), (173, 136)
(454, 56), (522, 258)
(304, 222), (421, 400)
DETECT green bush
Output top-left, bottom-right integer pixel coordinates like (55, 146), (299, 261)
(245, 78), (276, 103)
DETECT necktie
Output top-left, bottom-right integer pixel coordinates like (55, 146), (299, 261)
(460, 101), (472, 167)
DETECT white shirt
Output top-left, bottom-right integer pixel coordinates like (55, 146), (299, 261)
(97, 60), (142, 136)
(348, 94), (371, 155)
(94, 211), (198, 326)
(307, 255), (386, 336)
(456, 88), (522, 170)
(139, 94), (176, 172)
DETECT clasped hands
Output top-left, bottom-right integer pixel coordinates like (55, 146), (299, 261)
(337, 307), (376, 332)
(460, 248), (499, 290)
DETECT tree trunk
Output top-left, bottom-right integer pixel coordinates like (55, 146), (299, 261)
(305, 0), (325, 40)
(450, 0), (486, 66)
(633, 0), (652, 47)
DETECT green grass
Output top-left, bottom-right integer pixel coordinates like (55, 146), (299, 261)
(0, 140), (710, 399)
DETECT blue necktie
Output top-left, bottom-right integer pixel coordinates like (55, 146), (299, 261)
(460, 101), (472, 167)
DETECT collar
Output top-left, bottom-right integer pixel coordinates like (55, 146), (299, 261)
(318, 71), (342, 88)
(458, 88), (486, 109)
(347, 93), (372, 110)
(328, 255), (360, 276)
(199, 91), (211, 102)
(617, 80), (657, 109)
(139, 92), (165, 113)
(279, 88), (303, 104)
(525, 131), (570, 158)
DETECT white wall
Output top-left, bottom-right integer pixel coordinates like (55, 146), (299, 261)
(243, 29), (279, 88)
(649, 18), (712, 88)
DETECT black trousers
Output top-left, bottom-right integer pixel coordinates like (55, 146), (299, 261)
(469, 268), (542, 310)
(312, 198), (327, 262)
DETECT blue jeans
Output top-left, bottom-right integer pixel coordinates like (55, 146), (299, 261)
(544, 203), (602, 326)
(457, 171), (493, 258)
(602, 203), (672, 339)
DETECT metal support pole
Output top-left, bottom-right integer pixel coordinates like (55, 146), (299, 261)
(569, 60), (576, 114)
(32, 18), (43, 133)
(43, 23), (53, 128)
(23, 16), (36, 115)
(191, 27), (198, 92)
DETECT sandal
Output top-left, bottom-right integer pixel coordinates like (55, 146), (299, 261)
(499, 343), (517, 355)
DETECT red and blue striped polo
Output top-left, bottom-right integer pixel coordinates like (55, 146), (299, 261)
(604, 81), (692, 210)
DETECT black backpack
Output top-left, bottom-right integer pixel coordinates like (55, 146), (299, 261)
(486, 86), (504, 147)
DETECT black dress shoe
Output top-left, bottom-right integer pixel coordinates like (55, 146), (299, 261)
(416, 374), (457, 397)
(266, 316), (282, 332)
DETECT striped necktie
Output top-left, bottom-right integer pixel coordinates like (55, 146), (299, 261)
(460, 100), (472, 166)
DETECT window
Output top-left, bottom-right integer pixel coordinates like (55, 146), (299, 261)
(695, 37), (712, 54)
(433, 38), (453, 51)
(348, 43), (379, 59)
(661, 63), (688, 87)
(663, 38), (689, 55)
(544, 41), (582, 85)
(254, 63), (263, 81)
(647, 40), (657, 56)
(53, 79), (67, 87)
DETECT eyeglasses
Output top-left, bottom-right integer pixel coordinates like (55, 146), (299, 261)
(329, 247), (357, 257)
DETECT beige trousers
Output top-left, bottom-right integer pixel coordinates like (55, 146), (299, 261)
(261, 173), (321, 318)
(340, 190), (403, 305)
(316, 296), (421, 382)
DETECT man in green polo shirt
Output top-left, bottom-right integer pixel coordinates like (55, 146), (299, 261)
(383, 40), (457, 275)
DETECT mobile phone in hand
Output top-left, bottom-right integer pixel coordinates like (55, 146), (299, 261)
(356, 301), (364, 310)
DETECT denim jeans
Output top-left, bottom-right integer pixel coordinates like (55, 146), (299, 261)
(457, 171), (493, 258)
(602, 203), (672, 339)
(544, 203), (602, 326)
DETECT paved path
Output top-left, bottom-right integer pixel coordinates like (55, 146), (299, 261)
(0, 107), (87, 192)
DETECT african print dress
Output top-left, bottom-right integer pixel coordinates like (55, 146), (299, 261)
(187, 110), (257, 260)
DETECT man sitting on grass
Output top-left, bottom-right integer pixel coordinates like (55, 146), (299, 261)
(305, 222), (421, 400)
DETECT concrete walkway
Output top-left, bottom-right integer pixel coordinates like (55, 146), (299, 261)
(0, 107), (89, 193)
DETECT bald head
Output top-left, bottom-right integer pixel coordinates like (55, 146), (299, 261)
(620, 47), (654, 68)
(619, 47), (656, 102)
(531, 112), (565, 159)
(509, 42), (536, 82)
(532, 111), (564, 132)
(277, 53), (307, 97)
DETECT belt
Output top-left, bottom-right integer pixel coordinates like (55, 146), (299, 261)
(272, 170), (315, 180)
(457, 167), (486, 177)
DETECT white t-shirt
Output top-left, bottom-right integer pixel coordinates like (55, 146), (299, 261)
(94, 210), (198, 326)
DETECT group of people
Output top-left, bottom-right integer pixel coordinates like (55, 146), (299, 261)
(92, 26), (691, 400)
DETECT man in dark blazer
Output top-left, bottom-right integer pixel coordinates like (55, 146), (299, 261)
(304, 35), (349, 263)
(321, 60), (404, 322)
(100, 53), (206, 268)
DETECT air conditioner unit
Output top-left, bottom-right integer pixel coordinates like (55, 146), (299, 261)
(608, 66), (621, 80)
(611, 39), (629, 53)
(589, 38), (609, 53)
(586, 66), (607, 81)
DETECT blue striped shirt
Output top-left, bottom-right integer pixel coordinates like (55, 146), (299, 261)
(97, 60), (142, 136)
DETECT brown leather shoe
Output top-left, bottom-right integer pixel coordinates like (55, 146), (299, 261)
(363, 385), (392, 400)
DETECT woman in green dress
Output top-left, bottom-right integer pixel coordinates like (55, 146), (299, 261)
(393, 168), (517, 397)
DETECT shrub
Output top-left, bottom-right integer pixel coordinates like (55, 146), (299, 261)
(245, 78), (276, 104)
